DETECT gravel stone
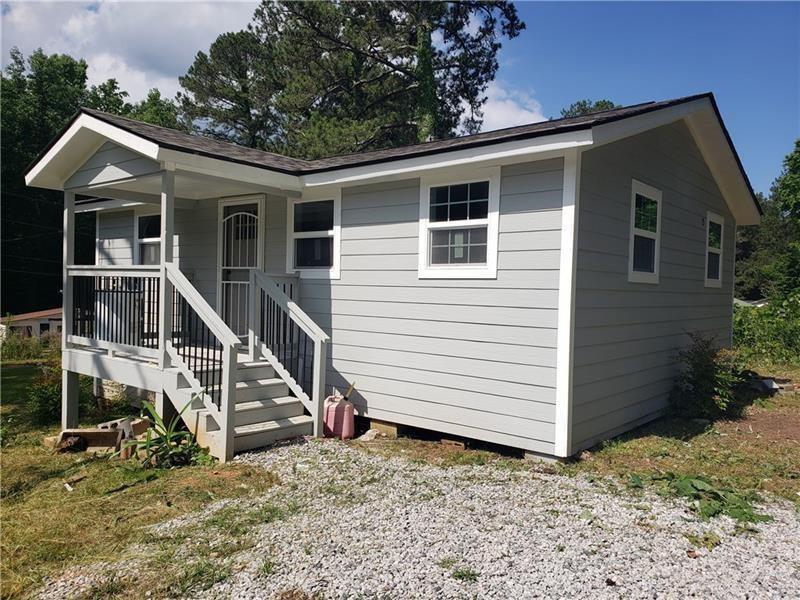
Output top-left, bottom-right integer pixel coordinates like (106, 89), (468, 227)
(36, 438), (800, 599)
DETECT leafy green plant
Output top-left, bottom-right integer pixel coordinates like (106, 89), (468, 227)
(670, 332), (742, 419)
(120, 399), (213, 468)
(652, 473), (772, 523)
(733, 293), (800, 366)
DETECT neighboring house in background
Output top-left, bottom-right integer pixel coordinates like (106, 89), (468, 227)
(24, 92), (760, 461)
(0, 308), (63, 339)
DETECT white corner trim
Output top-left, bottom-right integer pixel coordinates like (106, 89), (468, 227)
(417, 166), (500, 280)
(704, 210), (724, 288)
(285, 188), (342, 280)
(554, 148), (581, 458)
(627, 179), (662, 285)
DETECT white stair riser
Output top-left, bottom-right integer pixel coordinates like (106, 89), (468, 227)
(237, 381), (288, 402)
(236, 365), (275, 381)
(234, 402), (305, 427)
(234, 421), (313, 452)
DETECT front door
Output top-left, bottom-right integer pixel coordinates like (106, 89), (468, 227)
(218, 198), (263, 338)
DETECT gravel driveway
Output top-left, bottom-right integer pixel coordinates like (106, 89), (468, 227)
(38, 438), (800, 599)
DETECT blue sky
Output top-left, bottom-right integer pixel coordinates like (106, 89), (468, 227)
(498, 2), (799, 195)
(2, 1), (797, 194)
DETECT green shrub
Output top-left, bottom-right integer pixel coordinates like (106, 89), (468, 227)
(25, 364), (94, 425)
(1, 330), (61, 362)
(671, 331), (742, 419)
(733, 293), (800, 366)
(121, 399), (213, 468)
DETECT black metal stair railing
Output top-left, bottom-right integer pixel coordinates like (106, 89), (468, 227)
(171, 287), (223, 408)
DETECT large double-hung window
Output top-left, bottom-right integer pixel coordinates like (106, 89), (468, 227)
(418, 167), (500, 279)
(627, 180), (662, 284)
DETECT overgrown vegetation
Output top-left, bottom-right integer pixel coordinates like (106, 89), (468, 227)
(122, 400), (213, 468)
(24, 362), (95, 425)
(733, 293), (800, 366)
(630, 473), (772, 523)
(0, 365), (280, 599)
(0, 329), (60, 362)
(670, 332), (742, 419)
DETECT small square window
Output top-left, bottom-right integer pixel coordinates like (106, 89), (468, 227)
(294, 200), (333, 233)
(138, 215), (160, 240)
(430, 228), (488, 265)
(295, 237), (333, 268)
(632, 235), (656, 273)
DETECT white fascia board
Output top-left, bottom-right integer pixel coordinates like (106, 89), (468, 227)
(593, 97), (760, 227)
(684, 111), (761, 226)
(590, 98), (710, 148)
(300, 130), (594, 188)
(25, 114), (160, 189)
(158, 148), (302, 194)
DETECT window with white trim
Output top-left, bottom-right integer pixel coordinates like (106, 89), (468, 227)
(627, 180), (662, 284)
(418, 168), (500, 279)
(705, 211), (723, 287)
(136, 214), (160, 265)
(286, 193), (341, 279)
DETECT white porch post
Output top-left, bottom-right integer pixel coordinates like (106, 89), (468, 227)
(62, 191), (78, 429)
(158, 169), (175, 370)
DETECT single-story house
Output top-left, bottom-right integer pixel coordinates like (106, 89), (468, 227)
(0, 307), (63, 339)
(25, 92), (760, 461)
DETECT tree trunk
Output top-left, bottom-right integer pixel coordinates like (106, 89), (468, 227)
(416, 20), (437, 143)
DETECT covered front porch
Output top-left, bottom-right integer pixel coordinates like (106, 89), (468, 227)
(27, 112), (329, 461)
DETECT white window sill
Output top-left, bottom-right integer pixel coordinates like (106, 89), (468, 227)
(418, 266), (497, 280)
(704, 278), (722, 288)
(291, 268), (340, 280)
(628, 271), (659, 285)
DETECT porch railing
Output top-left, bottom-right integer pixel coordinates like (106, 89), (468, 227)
(66, 265), (161, 358)
(248, 269), (329, 436)
(165, 263), (240, 458)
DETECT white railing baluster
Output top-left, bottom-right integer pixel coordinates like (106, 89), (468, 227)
(249, 270), (329, 437)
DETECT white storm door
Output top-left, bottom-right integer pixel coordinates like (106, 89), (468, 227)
(218, 198), (264, 337)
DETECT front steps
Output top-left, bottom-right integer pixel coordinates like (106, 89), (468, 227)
(165, 357), (313, 459)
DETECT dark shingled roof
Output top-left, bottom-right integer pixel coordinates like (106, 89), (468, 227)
(31, 92), (760, 214)
(80, 94), (711, 176)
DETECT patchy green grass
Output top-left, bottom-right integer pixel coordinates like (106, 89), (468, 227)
(451, 567), (480, 582)
(563, 374), (800, 510)
(0, 364), (280, 599)
(684, 531), (721, 551)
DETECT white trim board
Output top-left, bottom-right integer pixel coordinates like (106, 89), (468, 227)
(554, 148), (581, 457)
(417, 166), (501, 280)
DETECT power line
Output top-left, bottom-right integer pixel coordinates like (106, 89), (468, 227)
(2, 268), (60, 277)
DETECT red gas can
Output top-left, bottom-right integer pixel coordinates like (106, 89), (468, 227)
(323, 383), (356, 440)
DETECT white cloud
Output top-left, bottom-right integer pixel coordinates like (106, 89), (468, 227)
(479, 81), (546, 131)
(1, 0), (258, 101)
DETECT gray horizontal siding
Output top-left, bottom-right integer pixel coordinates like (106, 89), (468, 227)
(66, 141), (159, 189)
(94, 195), (287, 312)
(571, 121), (736, 452)
(301, 158), (564, 454)
(97, 210), (134, 266)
